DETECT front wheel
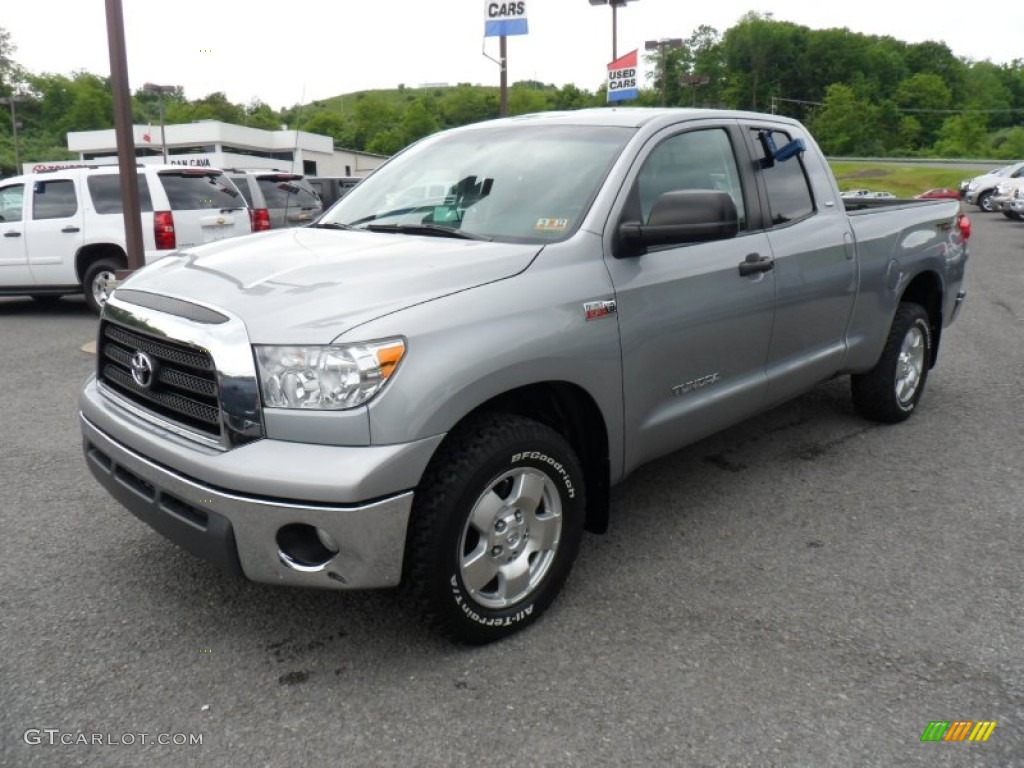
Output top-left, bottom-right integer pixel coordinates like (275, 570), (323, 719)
(851, 303), (932, 423)
(977, 190), (995, 212)
(404, 413), (585, 644)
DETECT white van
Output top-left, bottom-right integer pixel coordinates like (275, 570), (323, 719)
(0, 165), (252, 313)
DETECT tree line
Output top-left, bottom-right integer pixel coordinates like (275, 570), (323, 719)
(2, 13), (1023, 176)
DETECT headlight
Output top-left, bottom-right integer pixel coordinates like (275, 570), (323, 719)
(254, 339), (405, 410)
(967, 182), (978, 190)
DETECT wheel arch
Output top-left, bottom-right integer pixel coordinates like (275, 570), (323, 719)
(75, 243), (128, 284)
(430, 381), (611, 535)
(898, 270), (943, 368)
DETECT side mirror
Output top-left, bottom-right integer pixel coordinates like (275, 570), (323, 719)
(617, 189), (739, 256)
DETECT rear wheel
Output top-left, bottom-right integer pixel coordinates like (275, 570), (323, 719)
(404, 413), (585, 644)
(851, 303), (932, 423)
(82, 257), (124, 315)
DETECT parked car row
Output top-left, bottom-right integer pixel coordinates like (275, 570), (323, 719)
(840, 189), (895, 199)
(962, 161), (1024, 212)
(0, 165), (366, 313)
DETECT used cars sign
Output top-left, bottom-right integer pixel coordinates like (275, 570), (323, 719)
(607, 49), (639, 102)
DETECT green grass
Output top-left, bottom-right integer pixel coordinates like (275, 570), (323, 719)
(827, 162), (984, 198)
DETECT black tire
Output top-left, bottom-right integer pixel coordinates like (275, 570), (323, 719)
(851, 303), (932, 424)
(82, 257), (124, 315)
(404, 413), (586, 644)
(1003, 211), (1022, 221)
(977, 190), (995, 212)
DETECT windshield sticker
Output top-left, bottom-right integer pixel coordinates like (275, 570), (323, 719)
(535, 217), (569, 233)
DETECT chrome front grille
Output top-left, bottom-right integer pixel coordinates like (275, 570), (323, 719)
(98, 321), (221, 438)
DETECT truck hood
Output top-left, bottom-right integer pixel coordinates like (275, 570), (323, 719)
(116, 228), (541, 343)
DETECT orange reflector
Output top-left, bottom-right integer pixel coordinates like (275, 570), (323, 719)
(375, 343), (405, 378)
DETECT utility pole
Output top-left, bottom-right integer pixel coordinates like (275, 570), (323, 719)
(680, 75), (710, 107)
(143, 83), (177, 162)
(0, 95), (26, 171)
(104, 0), (144, 272)
(500, 36), (508, 117)
(644, 38), (683, 107)
(589, 0), (639, 62)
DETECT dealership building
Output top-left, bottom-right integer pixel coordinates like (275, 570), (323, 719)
(25, 121), (387, 177)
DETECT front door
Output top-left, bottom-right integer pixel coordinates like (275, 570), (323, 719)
(23, 177), (84, 287)
(603, 124), (776, 474)
(0, 183), (31, 286)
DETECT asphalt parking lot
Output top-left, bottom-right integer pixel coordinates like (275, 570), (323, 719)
(1, 210), (1021, 767)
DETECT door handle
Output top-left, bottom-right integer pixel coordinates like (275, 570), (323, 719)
(3, 231), (21, 238)
(62, 226), (81, 233)
(738, 253), (774, 276)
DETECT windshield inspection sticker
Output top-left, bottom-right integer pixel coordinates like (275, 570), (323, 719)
(535, 217), (569, 233)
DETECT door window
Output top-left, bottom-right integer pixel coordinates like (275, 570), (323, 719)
(636, 128), (746, 228)
(750, 129), (815, 225)
(0, 184), (25, 222)
(32, 180), (79, 220)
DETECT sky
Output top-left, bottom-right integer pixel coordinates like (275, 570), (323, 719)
(3, 2), (1022, 111)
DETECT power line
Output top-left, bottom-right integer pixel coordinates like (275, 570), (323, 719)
(772, 95), (1024, 114)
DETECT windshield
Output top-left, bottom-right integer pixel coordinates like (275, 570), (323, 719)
(321, 124), (634, 243)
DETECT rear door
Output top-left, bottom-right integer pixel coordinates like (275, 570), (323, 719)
(742, 123), (857, 406)
(22, 176), (84, 287)
(603, 121), (776, 473)
(156, 170), (251, 248)
(0, 182), (31, 286)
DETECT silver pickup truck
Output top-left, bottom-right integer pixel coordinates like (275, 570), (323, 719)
(80, 109), (970, 643)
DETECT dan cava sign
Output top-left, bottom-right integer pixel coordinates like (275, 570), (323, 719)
(607, 49), (639, 102)
(484, 1), (528, 37)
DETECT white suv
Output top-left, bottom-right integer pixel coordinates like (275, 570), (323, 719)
(0, 165), (252, 313)
(964, 161), (1024, 212)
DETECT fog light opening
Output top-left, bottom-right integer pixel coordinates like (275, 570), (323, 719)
(277, 523), (340, 572)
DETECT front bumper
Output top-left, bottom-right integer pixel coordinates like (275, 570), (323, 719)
(82, 411), (415, 589)
(80, 373), (446, 590)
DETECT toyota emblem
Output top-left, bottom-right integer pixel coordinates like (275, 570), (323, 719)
(130, 351), (156, 389)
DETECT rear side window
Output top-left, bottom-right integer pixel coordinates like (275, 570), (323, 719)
(87, 174), (154, 214)
(257, 177), (321, 208)
(32, 180), (78, 220)
(751, 129), (814, 225)
(158, 172), (244, 210)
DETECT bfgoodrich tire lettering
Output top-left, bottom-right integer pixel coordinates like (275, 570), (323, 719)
(851, 302), (932, 424)
(404, 413), (585, 644)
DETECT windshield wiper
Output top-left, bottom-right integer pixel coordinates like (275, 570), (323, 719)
(360, 223), (491, 241)
(347, 206), (435, 226)
(310, 221), (356, 230)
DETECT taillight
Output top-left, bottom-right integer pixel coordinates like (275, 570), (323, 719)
(957, 213), (971, 241)
(250, 208), (271, 232)
(154, 210), (176, 250)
